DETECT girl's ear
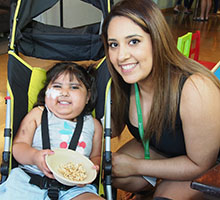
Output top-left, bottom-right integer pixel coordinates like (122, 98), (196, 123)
(86, 90), (91, 104)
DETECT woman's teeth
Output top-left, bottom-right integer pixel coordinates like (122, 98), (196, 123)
(121, 64), (136, 70)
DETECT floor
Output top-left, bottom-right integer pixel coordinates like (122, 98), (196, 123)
(0, 8), (220, 200)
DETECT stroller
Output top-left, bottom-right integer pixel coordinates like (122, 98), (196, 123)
(0, 0), (114, 199)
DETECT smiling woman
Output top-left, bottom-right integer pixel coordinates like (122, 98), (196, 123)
(101, 0), (220, 199)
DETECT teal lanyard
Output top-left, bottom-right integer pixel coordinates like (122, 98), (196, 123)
(134, 83), (150, 160)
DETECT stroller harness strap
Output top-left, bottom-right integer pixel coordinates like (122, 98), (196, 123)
(27, 107), (84, 200)
(41, 107), (84, 150)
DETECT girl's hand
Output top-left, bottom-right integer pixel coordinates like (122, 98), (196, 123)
(112, 152), (138, 177)
(92, 164), (100, 172)
(33, 149), (55, 179)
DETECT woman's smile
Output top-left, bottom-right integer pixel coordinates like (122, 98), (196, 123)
(120, 63), (137, 71)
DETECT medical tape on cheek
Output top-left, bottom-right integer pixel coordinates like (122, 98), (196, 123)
(45, 88), (61, 99)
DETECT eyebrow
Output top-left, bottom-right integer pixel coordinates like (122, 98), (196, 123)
(108, 34), (143, 41)
(69, 83), (82, 87)
(52, 82), (82, 87)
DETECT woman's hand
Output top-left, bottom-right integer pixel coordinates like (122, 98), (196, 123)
(112, 152), (138, 177)
(33, 149), (55, 179)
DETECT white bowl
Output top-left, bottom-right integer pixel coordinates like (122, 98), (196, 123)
(45, 148), (97, 186)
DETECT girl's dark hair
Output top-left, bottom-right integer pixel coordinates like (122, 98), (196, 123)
(35, 62), (97, 115)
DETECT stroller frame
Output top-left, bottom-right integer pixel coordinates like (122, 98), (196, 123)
(1, 0), (114, 200)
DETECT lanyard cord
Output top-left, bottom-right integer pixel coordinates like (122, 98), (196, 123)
(134, 83), (150, 160)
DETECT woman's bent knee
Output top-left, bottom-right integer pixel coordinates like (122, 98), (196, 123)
(113, 176), (153, 193)
(154, 180), (205, 200)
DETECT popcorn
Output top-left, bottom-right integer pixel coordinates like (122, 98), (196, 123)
(58, 162), (87, 181)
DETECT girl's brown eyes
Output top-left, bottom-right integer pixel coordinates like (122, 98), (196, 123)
(52, 85), (61, 88)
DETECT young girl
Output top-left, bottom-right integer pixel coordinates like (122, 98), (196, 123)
(0, 62), (104, 200)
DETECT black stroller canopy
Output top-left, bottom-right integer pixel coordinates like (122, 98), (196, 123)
(11, 0), (113, 61)
(15, 0), (58, 32)
(16, 0), (110, 31)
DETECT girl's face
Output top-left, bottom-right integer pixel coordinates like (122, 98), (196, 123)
(45, 73), (90, 120)
(107, 16), (153, 84)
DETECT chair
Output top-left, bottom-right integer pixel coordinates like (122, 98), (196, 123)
(191, 163), (220, 198)
(211, 60), (220, 80)
(189, 30), (200, 61)
(189, 30), (217, 70)
(177, 32), (192, 58)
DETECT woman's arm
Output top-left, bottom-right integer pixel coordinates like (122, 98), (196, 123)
(177, 74), (220, 178)
(112, 74), (220, 180)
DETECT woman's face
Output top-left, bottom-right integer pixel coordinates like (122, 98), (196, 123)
(45, 73), (89, 120)
(107, 16), (153, 84)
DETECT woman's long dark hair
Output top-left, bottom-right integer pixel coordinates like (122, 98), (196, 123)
(35, 62), (97, 115)
(102, 0), (220, 141)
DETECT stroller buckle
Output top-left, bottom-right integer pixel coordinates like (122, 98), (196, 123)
(47, 186), (60, 200)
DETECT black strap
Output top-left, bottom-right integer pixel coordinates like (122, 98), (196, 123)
(41, 108), (84, 150)
(38, 107), (84, 199)
(68, 115), (83, 150)
(24, 169), (72, 190)
(41, 108), (50, 149)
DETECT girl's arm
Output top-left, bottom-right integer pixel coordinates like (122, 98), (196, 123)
(90, 118), (103, 170)
(113, 74), (220, 180)
(12, 107), (54, 178)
